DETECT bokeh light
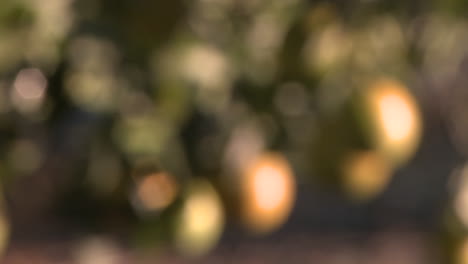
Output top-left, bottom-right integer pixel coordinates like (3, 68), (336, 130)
(240, 152), (296, 234)
(304, 22), (352, 74)
(342, 151), (392, 201)
(175, 179), (224, 256)
(73, 237), (121, 264)
(11, 68), (47, 115)
(25, 0), (74, 69)
(132, 172), (178, 213)
(362, 79), (422, 166)
(65, 36), (122, 112)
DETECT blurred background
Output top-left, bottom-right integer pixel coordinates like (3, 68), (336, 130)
(1, 0), (468, 263)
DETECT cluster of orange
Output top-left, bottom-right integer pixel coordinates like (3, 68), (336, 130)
(342, 78), (422, 200)
(127, 77), (423, 257)
(131, 152), (295, 256)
